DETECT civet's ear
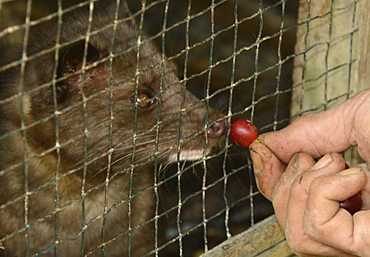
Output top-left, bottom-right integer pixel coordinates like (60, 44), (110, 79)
(56, 40), (100, 102)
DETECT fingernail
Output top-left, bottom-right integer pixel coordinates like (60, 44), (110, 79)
(250, 148), (263, 174)
(280, 153), (299, 181)
(311, 153), (333, 170)
(339, 167), (362, 176)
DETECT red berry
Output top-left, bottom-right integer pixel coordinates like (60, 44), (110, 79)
(229, 120), (258, 147)
(339, 193), (362, 215)
(339, 163), (362, 215)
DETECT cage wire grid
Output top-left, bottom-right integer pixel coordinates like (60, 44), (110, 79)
(0, 0), (346, 256)
(291, 1), (358, 117)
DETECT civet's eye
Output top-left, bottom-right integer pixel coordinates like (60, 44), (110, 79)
(131, 92), (155, 109)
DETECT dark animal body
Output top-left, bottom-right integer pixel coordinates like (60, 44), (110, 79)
(0, 1), (226, 256)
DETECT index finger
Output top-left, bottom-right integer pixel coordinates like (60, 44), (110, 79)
(260, 90), (370, 164)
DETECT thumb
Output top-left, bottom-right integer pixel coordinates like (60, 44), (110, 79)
(260, 90), (370, 164)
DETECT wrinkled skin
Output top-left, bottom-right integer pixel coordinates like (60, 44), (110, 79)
(249, 89), (370, 256)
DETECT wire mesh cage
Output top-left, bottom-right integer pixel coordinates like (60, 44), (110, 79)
(203, 0), (370, 255)
(1, 0), (294, 256)
(1, 0), (368, 256)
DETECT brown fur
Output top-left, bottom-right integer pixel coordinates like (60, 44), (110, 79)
(0, 1), (226, 256)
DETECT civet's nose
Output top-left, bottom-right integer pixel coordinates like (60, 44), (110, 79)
(208, 114), (227, 139)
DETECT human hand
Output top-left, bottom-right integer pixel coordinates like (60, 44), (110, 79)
(249, 90), (370, 256)
(251, 148), (370, 256)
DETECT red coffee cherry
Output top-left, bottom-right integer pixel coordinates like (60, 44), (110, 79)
(339, 193), (362, 215)
(229, 120), (258, 147)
